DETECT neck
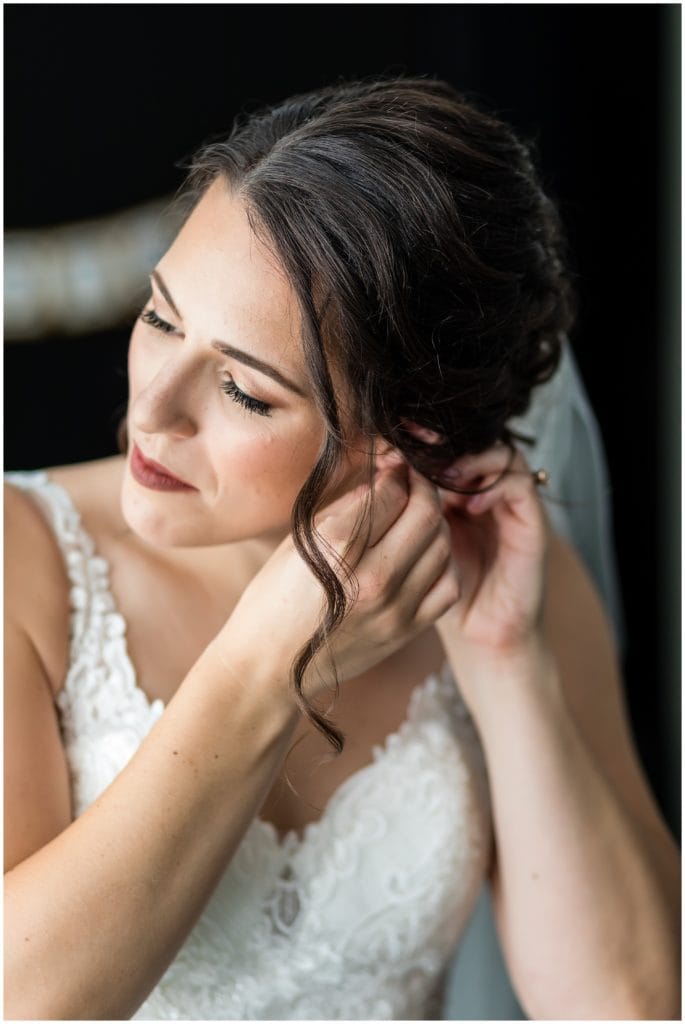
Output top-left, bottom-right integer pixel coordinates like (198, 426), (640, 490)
(159, 531), (286, 583)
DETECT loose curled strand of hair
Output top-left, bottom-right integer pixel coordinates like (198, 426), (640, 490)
(289, 436), (376, 754)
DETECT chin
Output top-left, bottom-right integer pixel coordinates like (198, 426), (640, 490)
(119, 476), (290, 550)
(121, 490), (195, 548)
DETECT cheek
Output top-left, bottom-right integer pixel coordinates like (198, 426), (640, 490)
(213, 420), (326, 509)
(213, 426), (373, 533)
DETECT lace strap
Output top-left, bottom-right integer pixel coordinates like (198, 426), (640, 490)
(5, 470), (103, 655)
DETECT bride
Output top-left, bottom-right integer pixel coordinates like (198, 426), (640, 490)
(4, 77), (679, 1020)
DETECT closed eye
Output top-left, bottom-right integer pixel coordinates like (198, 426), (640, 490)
(220, 377), (272, 417)
(140, 308), (176, 334)
(140, 306), (272, 417)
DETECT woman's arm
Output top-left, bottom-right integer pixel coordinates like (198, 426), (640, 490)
(5, 459), (459, 1020)
(5, 620), (300, 1020)
(436, 454), (680, 1020)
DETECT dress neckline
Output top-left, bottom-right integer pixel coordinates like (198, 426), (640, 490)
(12, 468), (458, 849)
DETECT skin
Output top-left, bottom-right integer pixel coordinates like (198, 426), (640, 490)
(4, 176), (464, 1018)
(122, 176), (368, 558)
(3, 176), (680, 1019)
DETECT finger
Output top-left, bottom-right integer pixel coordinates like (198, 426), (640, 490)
(438, 486), (472, 516)
(374, 462), (445, 557)
(316, 461), (410, 564)
(463, 450), (549, 539)
(366, 462), (412, 548)
(413, 555), (461, 626)
(364, 459), (443, 553)
(464, 447), (532, 512)
(440, 441), (515, 494)
(393, 515), (455, 610)
(356, 465), (446, 595)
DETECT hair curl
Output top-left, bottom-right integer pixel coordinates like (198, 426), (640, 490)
(178, 76), (576, 752)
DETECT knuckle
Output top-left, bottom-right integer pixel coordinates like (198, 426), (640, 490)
(315, 515), (346, 549)
(322, 535), (350, 569)
(316, 482), (373, 539)
(376, 602), (407, 640)
(356, 580), (378, 609)
(432, 534), (452, 565)
(375, 464), (408, 494)
(358, 570), (391, 608)
(375, 475), (409, 515)
(414, 502), (442, 537)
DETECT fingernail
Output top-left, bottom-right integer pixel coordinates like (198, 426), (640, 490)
(466, 492), (487, 512)
(441, 462), (465, 483)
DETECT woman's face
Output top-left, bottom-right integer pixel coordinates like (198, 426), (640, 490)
(121, 178), (366, 549)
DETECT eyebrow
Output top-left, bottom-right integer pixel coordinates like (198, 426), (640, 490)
(210, 340), (307, 398)
(151, 270), (181, 318)
(150, 270), (307, 398)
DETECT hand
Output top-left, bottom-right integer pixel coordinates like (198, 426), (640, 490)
(214, 457), (459, 699)
(435, 443), (552, 667)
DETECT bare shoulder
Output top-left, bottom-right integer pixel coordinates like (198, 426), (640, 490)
(4, 475), (89, 870)
(5, 456), (126, 696)
(4, 479), (71, 697)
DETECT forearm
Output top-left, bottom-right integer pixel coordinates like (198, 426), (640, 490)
(448, 642), (680, 1020)
(4, 641), (299, 1020)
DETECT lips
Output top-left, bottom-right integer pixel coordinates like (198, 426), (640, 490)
(130, 444), (197, 492)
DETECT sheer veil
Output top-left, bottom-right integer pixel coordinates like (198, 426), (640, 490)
(509, 334), (626, 654)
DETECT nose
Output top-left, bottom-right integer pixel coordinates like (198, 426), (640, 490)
(130, 355), (200, 440)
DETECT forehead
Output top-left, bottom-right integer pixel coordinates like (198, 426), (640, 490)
(160, 178), (304, 372)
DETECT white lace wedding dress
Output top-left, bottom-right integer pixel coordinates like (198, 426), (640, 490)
(6, 469), (493, 1020)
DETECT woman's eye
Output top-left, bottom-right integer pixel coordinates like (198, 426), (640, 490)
(140, 308), (176, 334)
(221, 377), (273, 418)
(139, 306), (272, 418)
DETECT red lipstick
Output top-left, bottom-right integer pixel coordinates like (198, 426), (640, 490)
(130, 444), (197, 492)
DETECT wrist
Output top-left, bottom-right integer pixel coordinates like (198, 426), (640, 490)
(441, 630), (564, 720)
(199, 634), (301, 727)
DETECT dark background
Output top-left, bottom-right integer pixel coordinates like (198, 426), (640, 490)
(5, 4), (680, 835)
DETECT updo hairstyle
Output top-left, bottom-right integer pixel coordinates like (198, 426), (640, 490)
(180, 77), (576, 751)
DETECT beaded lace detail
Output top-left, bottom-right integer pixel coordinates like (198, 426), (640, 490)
(7, 470), (493, 1021)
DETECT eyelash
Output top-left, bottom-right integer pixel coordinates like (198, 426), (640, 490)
(140, 308), (175, 334)
(139, 307), (273, 418)
(219, 377), (272, 417)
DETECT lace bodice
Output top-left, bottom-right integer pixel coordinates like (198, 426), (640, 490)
(7, 470), (493, 1020)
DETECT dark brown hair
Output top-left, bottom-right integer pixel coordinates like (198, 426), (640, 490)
(179, 76), (576, 751)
